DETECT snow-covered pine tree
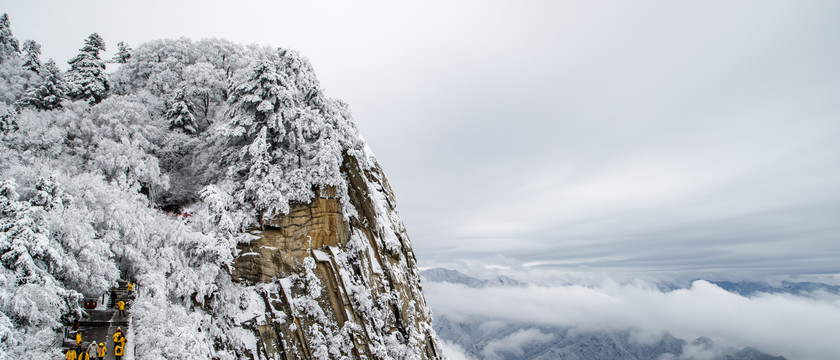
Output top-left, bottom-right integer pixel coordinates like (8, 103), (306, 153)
(112, 41), (131, 64)
(0, 103), (15, 133)
(17, 59), (66, 110)
(0, 14), (19, 64)
(212, 52), (362, 224)
(0, 15), (34, 105)
(222, 53), (325, 162)
(218, 59), (303, 219)
(166, 85), (197, 134)
(20, 40), (40, 73)
(224, 60), (290, 146)
(66, 33), (109, 104)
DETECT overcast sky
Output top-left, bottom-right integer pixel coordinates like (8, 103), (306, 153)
(5, 1), (840, 282)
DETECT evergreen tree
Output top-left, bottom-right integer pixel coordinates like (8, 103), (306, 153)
(166, 85), (197, 134)
(224, 60), (296, 149)
(0, 103), (15, 133)
(0, 13), (20, 64)
(218, 60), (300, 218)
(20, 40), (40, 73)
(216, 54), (358, 221)
(112, 41), (131, 64)
(17, 59), (66, 110)
(66, 33), (108, 104)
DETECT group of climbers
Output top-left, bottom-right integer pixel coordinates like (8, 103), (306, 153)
(65, 332), (88, 360)
(113, 327), (126, 360)
(64, 327), (126, 360)
(64, 282), (134, 359)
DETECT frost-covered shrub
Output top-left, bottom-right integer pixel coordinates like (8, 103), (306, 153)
(0, 56), (39, 105)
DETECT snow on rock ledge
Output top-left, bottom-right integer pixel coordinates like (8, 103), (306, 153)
(227, 150), (441, 359)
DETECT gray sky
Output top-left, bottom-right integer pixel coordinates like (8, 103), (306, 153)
(5, 1), (840, 281)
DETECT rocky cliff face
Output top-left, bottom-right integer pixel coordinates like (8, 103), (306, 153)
(226, 151), (440, 359)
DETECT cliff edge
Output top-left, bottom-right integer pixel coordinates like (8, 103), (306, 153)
(227, 152), (440, 359)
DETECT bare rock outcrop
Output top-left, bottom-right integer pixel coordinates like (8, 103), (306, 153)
(227, 152), (441, 359)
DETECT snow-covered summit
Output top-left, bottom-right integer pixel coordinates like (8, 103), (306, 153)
(1, 16), (440, 359)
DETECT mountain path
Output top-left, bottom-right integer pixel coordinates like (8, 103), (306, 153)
(63, 280), (134, 360)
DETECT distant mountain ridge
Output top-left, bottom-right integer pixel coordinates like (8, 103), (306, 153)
(706, 280), (840, 297)
(421, 267), (840, 297)
(420, 268), (526, 288)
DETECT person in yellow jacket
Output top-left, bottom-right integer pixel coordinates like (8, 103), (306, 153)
(113, 327), (124, 344)
(127, 282), (134, 292)
(65, 348), (77, 360)
(117, 299), (126, 317)
(96, 342), (106, 360)
(77, 348), (90, 360)
(114, 343), (124, 360)
(75, 331), (83, 352)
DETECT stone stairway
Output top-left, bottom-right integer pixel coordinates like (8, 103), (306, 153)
(63, 280), (135, 359)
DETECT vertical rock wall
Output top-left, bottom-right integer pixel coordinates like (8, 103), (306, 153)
(228, 152), (441, 359)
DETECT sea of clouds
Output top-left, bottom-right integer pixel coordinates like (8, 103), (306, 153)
(424, 278), (840, 360)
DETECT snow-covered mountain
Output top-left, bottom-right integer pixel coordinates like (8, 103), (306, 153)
(0, 14), (439, 359)
(706, 280), (840, 297)
(420, 268), (526, 288)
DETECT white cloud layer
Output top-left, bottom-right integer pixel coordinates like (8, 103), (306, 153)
(425, 280), (840, 360)
(438, 340), (476, 360)
(481, 328), (554, 360)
